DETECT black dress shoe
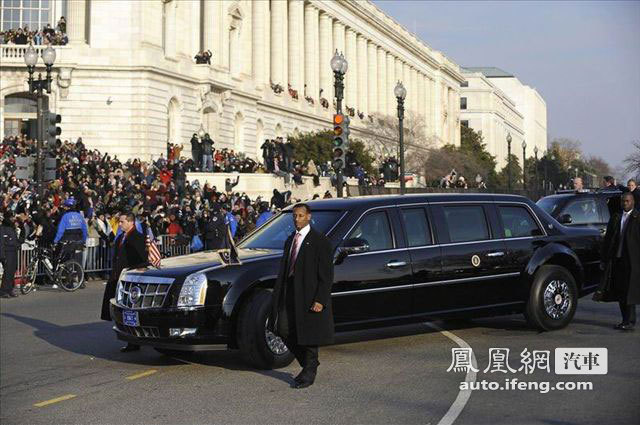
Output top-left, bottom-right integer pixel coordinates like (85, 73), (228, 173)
(120, 343), (140, 352)
(620, 323), (635, 331)
(294, 379), (314, 389)
(614, 323), (626, 330)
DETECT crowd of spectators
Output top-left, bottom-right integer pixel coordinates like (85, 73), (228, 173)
(194, 49), (212, 64)
(0, 134), (335, 259)
(1, 18), (68, 46)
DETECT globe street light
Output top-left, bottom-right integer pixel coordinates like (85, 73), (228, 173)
(331, 50), (348, 114)
(198, 124), (206, 140)
(23, 43), (56, 205)
(506, 133), (512, 191)
(522, 140), (527, 191)
(395, 81), (407, 195)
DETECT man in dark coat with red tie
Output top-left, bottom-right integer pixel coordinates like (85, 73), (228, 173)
(268, 203), (334, 389)
(600, 192), (640, 331)
(100, 213), (149, 351)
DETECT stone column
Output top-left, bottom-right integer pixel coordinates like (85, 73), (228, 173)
(203, 0), (216, 53)
(386, 52), (395, 116)
(345, 28), (357, 108)
(356, 34), (368, 113)
(411, 67), (418, 113)
(270, 0), (286, 86)
(252, 0), (268, 86)
(377, 47), (386, 116)
(403, 62), (411, 112)
(319, 13), (333, 100)
(288, 0), (303, 92)
(304, 4), (319, 100)
(68, 0), (86, 44)
(367, 41), (377, 114)
(418, 73), (426, 126)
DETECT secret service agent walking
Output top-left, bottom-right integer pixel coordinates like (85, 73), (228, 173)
(0, 213), (19, 298)
(101, 213), (149, 351)
(600, 192), (640, 330)
(268, 203), (334, 389)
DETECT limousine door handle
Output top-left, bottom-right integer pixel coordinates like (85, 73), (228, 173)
(486, 251), (505, 258)
(386, 260), (408, 269)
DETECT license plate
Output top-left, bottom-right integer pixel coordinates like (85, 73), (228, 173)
(123, 310), (139, 327)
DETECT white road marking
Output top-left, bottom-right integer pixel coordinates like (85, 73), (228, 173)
(425, 322), (477, 425)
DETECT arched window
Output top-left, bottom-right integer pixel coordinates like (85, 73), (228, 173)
(234, 112), (244, 153)
(275, 123), (283, 139)
(202, 106), (218, 141)
(167, 98), (180, 144)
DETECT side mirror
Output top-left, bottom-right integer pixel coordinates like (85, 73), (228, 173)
(334, 238), (370, 265)
(558, 214), (572, 224)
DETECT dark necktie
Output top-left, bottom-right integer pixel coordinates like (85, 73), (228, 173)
(288, 233), (301, 277)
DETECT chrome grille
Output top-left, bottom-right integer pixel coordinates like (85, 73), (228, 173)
(117, 276), (174, 309)
(117, 322), (160, 338)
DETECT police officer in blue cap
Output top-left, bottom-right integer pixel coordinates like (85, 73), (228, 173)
(52, 197), (88, 286)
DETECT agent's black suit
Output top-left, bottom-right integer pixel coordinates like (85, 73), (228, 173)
(269, 226), (334, 382)
(100, 229), (148, 321)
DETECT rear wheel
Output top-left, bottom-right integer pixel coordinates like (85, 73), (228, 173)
(57, 260), (85, 292)
(237, 289), (294, 370)
(21, 260), (39, 295)
(525, 265), (577, 331)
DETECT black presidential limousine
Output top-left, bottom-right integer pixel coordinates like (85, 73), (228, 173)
(110, 194), (602, 369)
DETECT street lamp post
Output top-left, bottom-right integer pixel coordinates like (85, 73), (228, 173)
(533, 146), (539, 198)
(522, 140), (527, 191)
(331, 50), (348, 197)
(394, 81), (407, 195)
(506, 133), (512, 191)
(24, 44), (56, 206)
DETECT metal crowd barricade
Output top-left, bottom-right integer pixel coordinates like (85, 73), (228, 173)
(15, 235), (191, 279)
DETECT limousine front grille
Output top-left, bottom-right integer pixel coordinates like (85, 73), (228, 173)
(118, 280), (173, 309)
(116, 322), (160, 338)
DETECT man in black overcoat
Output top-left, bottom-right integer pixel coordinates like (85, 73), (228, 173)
(600, 192), (640, 330)
(268, 203), (334, 389)
(100, 213), (149, 351)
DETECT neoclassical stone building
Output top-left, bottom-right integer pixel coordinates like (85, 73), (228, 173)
(1, 0), (465, 161)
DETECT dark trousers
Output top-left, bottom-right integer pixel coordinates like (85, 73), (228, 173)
(0, 255), (17, 294)
(282, 276), (319, 378)
(619, 302), (637, 325)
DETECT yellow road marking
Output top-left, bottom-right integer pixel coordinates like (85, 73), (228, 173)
(125, 369), (158, 380)
(34, 394), (77, 407)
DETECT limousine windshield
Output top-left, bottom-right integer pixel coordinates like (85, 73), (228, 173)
(238, 210), (343, 250)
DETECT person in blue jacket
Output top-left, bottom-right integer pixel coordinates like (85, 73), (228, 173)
(52, 197), (88, 275)
(255, 203), (274, 228)
(222, 205), (237, 238)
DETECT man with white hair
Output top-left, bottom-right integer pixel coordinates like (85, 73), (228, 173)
(573, 177), (584, 191)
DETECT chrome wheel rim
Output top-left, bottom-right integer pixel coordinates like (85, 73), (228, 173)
(264, 319), (288, 355)
(543, 279), (571, 320)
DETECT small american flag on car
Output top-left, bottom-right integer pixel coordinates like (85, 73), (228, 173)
(146, 233), (162, 268)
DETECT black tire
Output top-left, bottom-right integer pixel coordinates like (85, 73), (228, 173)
(57, 260), (85, 292)
(236, 289), (294, 370)
(21, 260), (38, 295)
(525, 265), (578, 331)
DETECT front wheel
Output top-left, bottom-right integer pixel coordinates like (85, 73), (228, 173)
(21, 260), (39, 295)
(57, 260), (85, 292)
(237, 289), (294, 370)
(525, 265), (578, 331)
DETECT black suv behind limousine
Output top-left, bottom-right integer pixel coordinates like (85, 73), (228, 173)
(110, 194), (602, 369)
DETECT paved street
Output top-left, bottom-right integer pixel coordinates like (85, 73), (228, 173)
(1, 281), (638, 425)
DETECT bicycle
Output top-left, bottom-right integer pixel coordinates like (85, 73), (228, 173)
(21, 240), (85, 294)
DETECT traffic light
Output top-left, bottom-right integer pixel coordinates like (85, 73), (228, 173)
(332, 113), (349, 171)
(45, 110), (61, 150)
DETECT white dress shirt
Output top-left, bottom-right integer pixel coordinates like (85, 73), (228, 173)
(289, 224), (311, 260)
(620, 209), (632, 232)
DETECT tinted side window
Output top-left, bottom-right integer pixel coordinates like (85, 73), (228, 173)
(442, 206), (490, 243)
(400, 208), (432, 247)
(498, 206), (541, 238)
(348, 211), (393, 251)
(563, 199), (599, 225)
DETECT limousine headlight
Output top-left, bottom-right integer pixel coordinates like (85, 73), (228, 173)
(115, 269), (128, 304)
(177, 273), (208, 307)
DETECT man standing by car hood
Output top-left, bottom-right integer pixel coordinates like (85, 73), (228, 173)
(268, 203), (334, 389)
